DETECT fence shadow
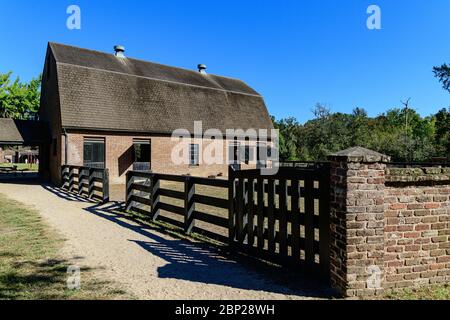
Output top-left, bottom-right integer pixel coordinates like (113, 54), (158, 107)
(42, 185), (95, 203)
(81, 201), (337, 299)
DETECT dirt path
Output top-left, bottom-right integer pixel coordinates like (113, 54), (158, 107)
(0, 181), (332, 300)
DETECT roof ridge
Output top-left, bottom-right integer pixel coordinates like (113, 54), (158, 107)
(48, 42), (256, 92)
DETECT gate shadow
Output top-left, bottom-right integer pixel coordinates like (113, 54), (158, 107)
(43, 185), (338, 299)
(91, 205), (336, 298)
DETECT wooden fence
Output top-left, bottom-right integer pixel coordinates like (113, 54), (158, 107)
(125, 165), (331, 280)
(229, 164), (331, 277)
(126, 171), (229, 244)
(61, 165), (110, 203)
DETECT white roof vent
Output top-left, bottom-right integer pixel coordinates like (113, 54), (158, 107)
(198, 64), (207, 74)
(114, 45), (125, 58)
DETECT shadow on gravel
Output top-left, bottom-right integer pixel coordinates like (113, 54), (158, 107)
(41, 185), (338, 298)
(73, 201), (337, 299)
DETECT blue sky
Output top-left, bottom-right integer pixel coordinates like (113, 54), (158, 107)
(1, 0), (449, 122)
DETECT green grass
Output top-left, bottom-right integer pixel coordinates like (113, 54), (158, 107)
(0, 164), (39, 172)
(385, 284), (450, 300)
(0, 193), (129, 300)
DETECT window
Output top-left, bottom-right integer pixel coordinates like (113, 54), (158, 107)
(83, 138), (105, 169)
(189, 144), (199, 166)
(133, 139), (151, 171)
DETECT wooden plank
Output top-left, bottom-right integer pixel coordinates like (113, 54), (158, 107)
(193, 194), (228, 209)
(184, 177), (195, 234)
(236, 178), (244, 244)
(193, 211), (228, 228)
(128, 171), (152, 179)
(130, 195), (152, 206)
(304, 177), (315, 266)
(102, 169), (110, 203)
(151, 175), (160, 221)
(130, 183), (151, 193)
(267, 178), (276, 253)
(319, 168), (331, 280)
(228, 166), (236, 244)
(279, 179), (288, 257)
(247, 178), (255, 247)
(125, 171), (133, 211)
(159, 188), (184, 200)
(291, 179), (300, 261)
(256, 177), (264, 250)
(157, 202), (185, 216)
(88, 168), (95, 199)
(191, 177), (229, 188)
(153, 173), (186, 183)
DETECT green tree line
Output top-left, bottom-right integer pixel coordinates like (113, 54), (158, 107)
(0, 72), (41, 120)
(273, 104), (449, 162)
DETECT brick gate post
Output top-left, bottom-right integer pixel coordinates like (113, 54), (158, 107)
(328, 147), (391, 297)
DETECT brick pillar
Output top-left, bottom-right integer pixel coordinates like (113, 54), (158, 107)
(328, 147), (390, 297)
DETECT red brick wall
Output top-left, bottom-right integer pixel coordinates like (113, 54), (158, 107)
(384, 168), (450, 289)
(329, 149), (450, 297)
(64, 132), (262, 184)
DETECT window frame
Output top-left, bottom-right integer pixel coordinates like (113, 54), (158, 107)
(83, 137), (106, 169)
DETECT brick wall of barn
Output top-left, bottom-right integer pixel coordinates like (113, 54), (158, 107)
(63, 132), (262, 184)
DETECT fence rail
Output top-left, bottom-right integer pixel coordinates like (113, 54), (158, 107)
(126, 171), (229, 244)
(61, 165), (109, 203)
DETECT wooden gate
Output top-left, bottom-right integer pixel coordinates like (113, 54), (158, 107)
(229, 163), (331, 279)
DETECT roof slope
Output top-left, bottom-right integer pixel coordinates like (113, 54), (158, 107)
(0, 119), (50, 145)
(48, 42), (274, 134)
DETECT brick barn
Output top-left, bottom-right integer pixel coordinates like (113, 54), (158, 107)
(39, 43), (274, 185)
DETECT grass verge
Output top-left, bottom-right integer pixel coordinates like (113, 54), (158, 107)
(0, 193), (129, 300)
(0, 164), (39, 172)
(384, 284), (450, 300)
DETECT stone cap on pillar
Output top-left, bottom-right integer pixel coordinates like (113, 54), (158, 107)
(328, 146), (391, 163)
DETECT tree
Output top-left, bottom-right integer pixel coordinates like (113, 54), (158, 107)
(434, 108), (450, 157)
(271, 103), (442, 163)
(0, 72), (41, 120)
(433, 64), (450, 93)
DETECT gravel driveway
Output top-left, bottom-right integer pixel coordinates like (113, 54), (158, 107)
(0, 181), (333, 300)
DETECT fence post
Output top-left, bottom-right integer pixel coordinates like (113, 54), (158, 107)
(78, 167), (83, 196)
(328, 147), (389, 297)
(184, 177), (196, 234)
(102, 169), (110, 203)
(228, 165), (236, 245)
(150, 174), (160, 221)
(68, 166), (74, 193)
(88, 168), (95, 200)
(61, 165), (68, 189)
(125, 171), (133, 211)
(319, 163), (331, 281)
